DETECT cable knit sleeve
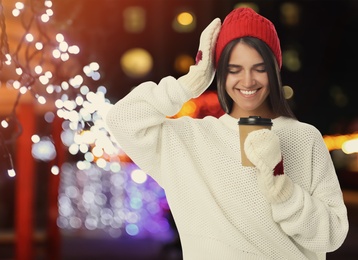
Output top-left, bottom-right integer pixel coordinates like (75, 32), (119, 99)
(105, 76), (192, 184)
(271, 123), (349, 253)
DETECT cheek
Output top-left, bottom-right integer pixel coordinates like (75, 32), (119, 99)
(263, 88), (270, 99)
(225, 75), (236, 89)
(224, 80), (233, 95)
(258, 74), (269, 86)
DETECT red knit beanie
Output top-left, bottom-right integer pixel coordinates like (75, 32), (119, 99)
(215, 7), (282, 68)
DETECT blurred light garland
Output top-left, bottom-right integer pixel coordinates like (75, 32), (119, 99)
(0, 0), (227, 240)
(0, 0), (176, 240)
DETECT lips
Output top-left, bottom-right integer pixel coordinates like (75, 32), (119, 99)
(240, 89), (257, 95)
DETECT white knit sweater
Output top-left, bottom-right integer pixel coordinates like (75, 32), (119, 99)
(105, 76), (349, 260)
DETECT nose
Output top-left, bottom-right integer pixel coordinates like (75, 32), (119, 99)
(240, 71), (255, 88)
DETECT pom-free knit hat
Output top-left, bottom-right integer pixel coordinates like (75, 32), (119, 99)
(215, 7), (282, 68)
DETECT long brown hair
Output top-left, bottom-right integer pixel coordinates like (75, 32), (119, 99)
(216, 37), (296, 119)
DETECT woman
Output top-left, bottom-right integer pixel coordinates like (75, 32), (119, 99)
(106, 7), (348, 259)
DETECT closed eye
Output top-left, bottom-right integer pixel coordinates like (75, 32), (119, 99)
(252, 63), (266, 73)
(227, 62), (266, 74)
(227, 65), (241, 74)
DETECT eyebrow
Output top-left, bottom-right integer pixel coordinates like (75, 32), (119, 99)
(227, 62), (265, 68)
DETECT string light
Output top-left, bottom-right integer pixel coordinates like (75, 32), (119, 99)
(0, 132), (16, 177)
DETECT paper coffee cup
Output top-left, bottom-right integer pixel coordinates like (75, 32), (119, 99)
(238, 116), (273, 167)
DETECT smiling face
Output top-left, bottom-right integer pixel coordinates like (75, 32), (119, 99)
(225, 42), (274, 119)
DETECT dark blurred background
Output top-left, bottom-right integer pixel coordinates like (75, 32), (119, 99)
(0, 0), (358, 259)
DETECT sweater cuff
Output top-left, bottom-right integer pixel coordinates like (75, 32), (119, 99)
(271, 175), (294, 204)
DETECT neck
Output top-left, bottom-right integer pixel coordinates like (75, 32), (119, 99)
(229, 109), (277, 119)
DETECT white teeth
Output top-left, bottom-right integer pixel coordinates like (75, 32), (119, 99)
(240, 89), (257, 95)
